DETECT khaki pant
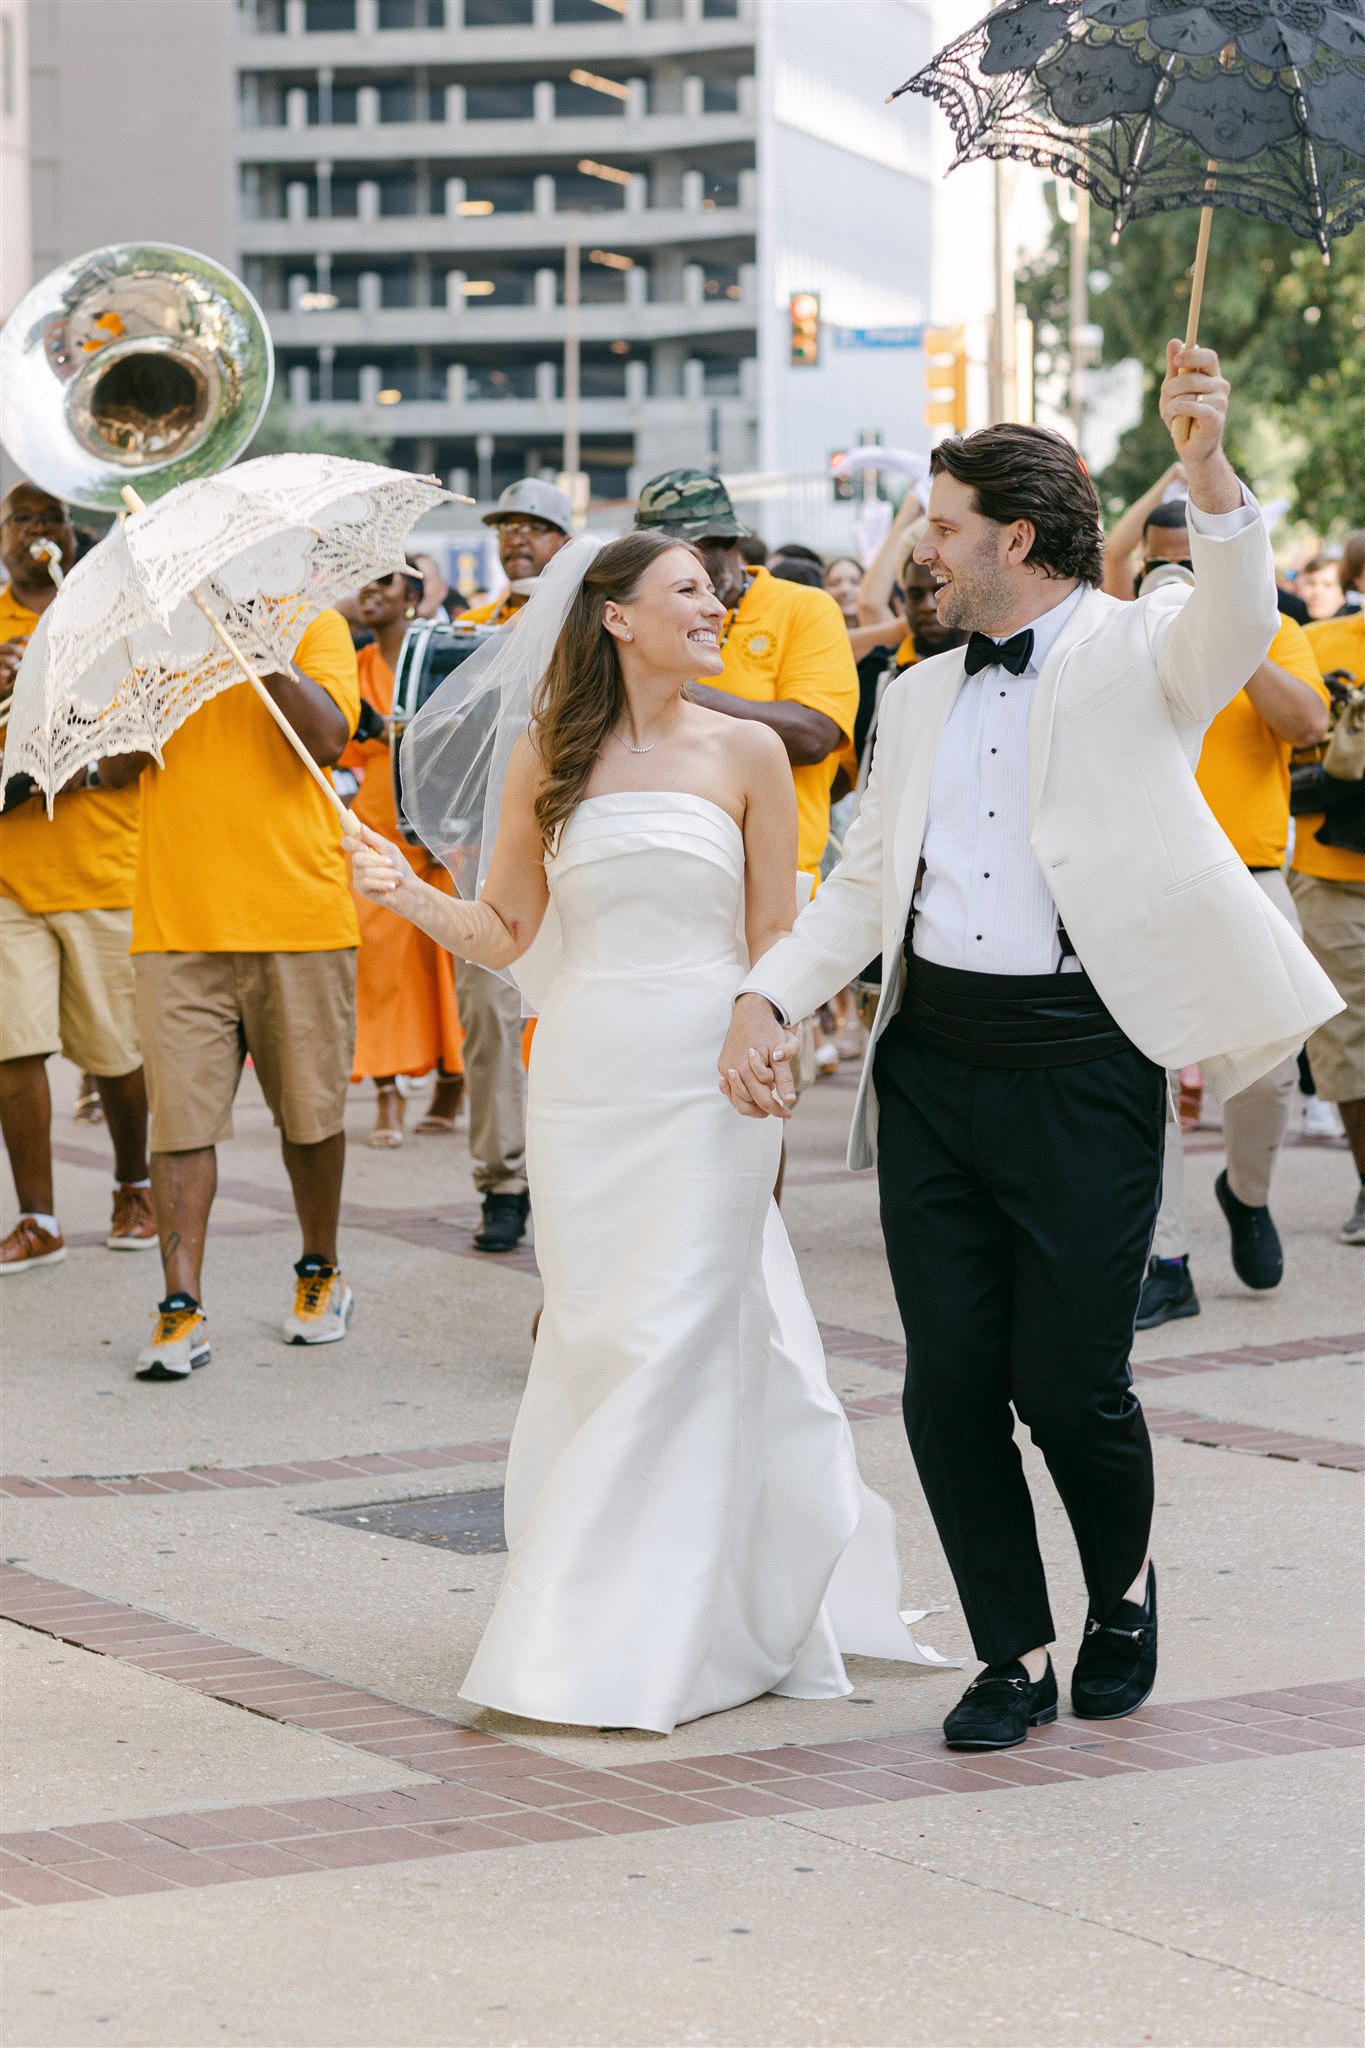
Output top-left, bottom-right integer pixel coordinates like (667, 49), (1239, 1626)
(0, 897), (141, 1074)
(789, 1015), (817, 1099)
(1287, 869), (1365, 1104)
(1151, 868), (1300, 1258)
(454, 958), (527, 1197)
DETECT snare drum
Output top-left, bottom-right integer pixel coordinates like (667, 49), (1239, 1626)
(389, 617), (502, 843)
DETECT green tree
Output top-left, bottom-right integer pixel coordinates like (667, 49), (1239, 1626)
(1018, 202), (1365, 530)
(243, 396), (394, 467)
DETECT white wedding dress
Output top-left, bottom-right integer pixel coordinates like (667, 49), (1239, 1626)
(459, 791), (949, 1734)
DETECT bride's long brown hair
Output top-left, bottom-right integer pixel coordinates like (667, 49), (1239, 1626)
(530, 529), (703, 849)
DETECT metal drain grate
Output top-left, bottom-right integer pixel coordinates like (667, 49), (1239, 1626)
(308, 1487), (506, 1554)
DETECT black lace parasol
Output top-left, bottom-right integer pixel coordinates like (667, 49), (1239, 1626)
(891, 0), (1365, 256)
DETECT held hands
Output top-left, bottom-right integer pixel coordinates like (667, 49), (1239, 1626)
(1159, 341), (1229, 467)
(346, 817), (413, 906)
(718, 992), (799, 1121)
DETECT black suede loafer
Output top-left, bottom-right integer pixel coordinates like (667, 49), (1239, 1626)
(1215, 1170), (1283, 1290)
(943, 1656), (1058, 1751)
(1072, 1563), (1158, 1720)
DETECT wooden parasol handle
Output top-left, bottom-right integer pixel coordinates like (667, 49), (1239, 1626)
(120, 486), (357, 834)
(189, 593), (357, 830)
(1173, 162), (1218, 447)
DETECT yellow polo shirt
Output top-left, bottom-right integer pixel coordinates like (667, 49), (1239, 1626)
(132, 609), (361, 954)
(1194, 615), (1328, 869)
(0, 586), (143, 914)
(1297, 610), (1365, 884)
(459, 593), (521, 627)
(711, 568), (858, 876)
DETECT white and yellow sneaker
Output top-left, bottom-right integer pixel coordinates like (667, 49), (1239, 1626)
(283, 1260), (353, 1345)
(135, 1296), (210, 1381)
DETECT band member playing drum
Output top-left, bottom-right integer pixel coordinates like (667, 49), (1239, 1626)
(450, 478), (576, 1252)
(343, 569), (465, 1148)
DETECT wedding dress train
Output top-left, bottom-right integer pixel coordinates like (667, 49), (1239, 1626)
(459, 792), (949, 1733)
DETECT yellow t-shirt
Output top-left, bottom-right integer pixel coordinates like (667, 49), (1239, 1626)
(459, 593), (521, 627)
(710, 568), (859, 876)
(0, 586), (143, 914)
(1194, 616), (1328, 869)
(132, 609), (361, 954)
(1296, 611), (1365, 885)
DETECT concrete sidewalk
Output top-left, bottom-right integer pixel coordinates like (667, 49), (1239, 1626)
(1, 1059), (1361, 2048)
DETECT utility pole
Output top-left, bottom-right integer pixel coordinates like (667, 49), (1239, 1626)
(989, 159), (1016, 422)
(560, 214), (585, 530)
(1068, 181), (1090, 442)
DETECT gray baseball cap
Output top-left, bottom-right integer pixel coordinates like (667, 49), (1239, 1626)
(482, 478), (575, 535)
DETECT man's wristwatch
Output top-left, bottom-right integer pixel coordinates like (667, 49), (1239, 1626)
(84, 764), (101, 790)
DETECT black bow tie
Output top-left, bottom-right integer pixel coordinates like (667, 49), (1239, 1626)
(964, 628), (1035, 678)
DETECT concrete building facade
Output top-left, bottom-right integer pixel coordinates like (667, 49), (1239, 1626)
(5, 0), (1001, 533)
(235, 0), (953, 511)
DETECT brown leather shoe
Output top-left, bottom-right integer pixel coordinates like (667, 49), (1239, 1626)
(107, 1184), (159, 1251)
(0, 1216), (67, 1273)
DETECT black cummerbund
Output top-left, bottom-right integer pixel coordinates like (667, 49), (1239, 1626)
(897, 953), (1133, 1069)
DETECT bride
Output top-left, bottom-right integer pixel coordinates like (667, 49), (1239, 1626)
(348, 528), (949, 1734)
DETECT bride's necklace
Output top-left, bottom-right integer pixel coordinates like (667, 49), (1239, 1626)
(615, 711), (680, 755)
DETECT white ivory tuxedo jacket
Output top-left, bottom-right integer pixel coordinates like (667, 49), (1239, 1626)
(742, 509), (1344, 1171)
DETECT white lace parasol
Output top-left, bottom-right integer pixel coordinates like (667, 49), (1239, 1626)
(2, 453), (454, 811)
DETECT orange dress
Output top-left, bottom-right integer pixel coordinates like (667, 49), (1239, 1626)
(344, 643), (463, 1082)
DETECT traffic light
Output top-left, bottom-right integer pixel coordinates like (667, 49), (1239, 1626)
(789, 291), (820, 368)
(923, 324), (968, 432)
(828, 451), (855, 501)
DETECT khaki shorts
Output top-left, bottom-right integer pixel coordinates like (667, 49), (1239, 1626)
(1288, 870), (1365, 1103)
(0, 896), (140, 1074)
(134, 949), (357, 1153)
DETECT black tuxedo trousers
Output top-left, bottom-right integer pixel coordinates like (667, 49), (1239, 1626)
(873, 1006), (1166, 1664)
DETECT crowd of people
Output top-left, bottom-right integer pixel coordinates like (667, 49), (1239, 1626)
(0, 450), (1361, 1385)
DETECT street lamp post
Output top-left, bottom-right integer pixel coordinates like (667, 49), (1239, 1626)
(561, 214), (586, 529)
(1069, 182), (1090, 441)
(989, 159), (1017, 422)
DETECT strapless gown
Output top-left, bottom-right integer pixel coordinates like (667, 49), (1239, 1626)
(459, 792), (950, 1733)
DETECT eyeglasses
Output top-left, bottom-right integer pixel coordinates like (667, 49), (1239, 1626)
(495, 518), (557, 539)
(1, 508), (68, 532)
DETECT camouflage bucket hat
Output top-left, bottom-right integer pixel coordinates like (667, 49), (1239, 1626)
(634, 467), (751, 543)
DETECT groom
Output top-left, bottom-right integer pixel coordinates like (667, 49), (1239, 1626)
(719, 342), (1342, 1752)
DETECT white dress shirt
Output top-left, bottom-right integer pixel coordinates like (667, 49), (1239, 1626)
(912, 497), (1258, 978)
(912, 584), (1086, 975)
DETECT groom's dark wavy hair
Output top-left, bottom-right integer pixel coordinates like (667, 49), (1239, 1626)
(531, 528), (705, 849)
(930, 424), (1104, 587)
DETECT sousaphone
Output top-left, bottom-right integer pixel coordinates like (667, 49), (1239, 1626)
(0, 242), (274, 512)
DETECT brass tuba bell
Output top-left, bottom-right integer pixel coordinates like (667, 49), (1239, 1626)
(0, 242), (274, 511)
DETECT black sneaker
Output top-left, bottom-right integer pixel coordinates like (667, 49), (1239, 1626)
(943, 1657), (1057, 1751)
(1072, 1564), (1158, 1720)
(1135, 1255), (1201, 1331)
(1215, 1169), (1283, 1289)
(472, 1191), (530, 1253)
